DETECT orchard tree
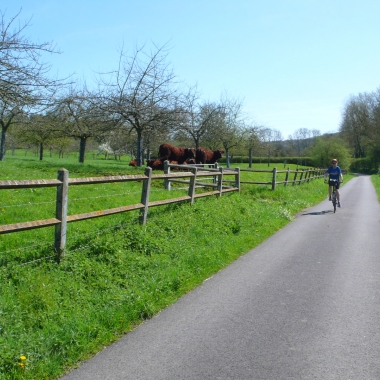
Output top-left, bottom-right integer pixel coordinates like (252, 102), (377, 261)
(244, 125), (264, 168)
(99, 43), (178, 166)
(214, 95), (246, 168)
(0, 10), (66, 161)
(260, 127), (283, 166)
(175, 85), (222, 149)
(54, 87), (113, 163)
(14, 113), (58, 160)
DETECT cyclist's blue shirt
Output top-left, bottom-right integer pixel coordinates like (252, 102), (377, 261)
(326, 165), (341, 180)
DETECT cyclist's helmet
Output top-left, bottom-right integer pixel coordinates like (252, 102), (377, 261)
(331, 159), (338, 164)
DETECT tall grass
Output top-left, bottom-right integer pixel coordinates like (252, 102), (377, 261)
(0, 153), (353, 379)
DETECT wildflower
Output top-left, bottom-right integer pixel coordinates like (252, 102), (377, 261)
(18, 355), (27, 369)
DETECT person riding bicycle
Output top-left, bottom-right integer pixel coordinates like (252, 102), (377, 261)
(324, 158), (343, 207)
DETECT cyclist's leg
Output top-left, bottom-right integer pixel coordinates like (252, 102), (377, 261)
(328, 185), (332, 200)
(335, 182), (341, 204)
(336, 189), (340, 202)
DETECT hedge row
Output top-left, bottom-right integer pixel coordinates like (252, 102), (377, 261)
(219, 156), (314, 166)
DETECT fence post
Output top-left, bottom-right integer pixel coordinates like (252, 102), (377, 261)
(55, 168), (69, 262)
(140, 167), (152, 225)
(188, 167), (198, 204)
(299, 169), (304, 184)
(272, 167), (277, 190)
(293, 169), (299, 186)
(213, 162), (218, 184)
(284, 167), (290, 187)
(307, 168), (312, 182)
(235, 167), (240, 193)
(164, 160), (171, 190)
(218, 167), (224, 195)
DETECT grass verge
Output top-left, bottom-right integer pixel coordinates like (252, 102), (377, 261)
(371, 173), (380, 201)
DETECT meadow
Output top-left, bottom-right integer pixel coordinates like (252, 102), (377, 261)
(0, 151), (377, 379)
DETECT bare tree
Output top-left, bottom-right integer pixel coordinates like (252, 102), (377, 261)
(54, 86), (113, 163)
(244, 125), (264, 167)
(98, 43), (178, 166)
(259, 127), (283, 166)
(0, 9), (66, 161)
(14, 113), (58, 160)
(174, 85), (222, 149)
(213, 95), (246, 168)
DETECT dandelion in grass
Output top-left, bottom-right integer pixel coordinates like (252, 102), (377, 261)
(18, 355), (27, 369)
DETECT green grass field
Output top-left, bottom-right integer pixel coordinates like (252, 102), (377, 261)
(0, 151), (376, 379)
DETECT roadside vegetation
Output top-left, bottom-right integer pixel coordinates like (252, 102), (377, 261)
(371, 173), (380, 200)
(0, 154), (355, 380)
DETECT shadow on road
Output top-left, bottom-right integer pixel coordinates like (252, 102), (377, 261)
(301, 210), (333, 216)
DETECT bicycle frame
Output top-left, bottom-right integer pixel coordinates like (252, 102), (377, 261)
(330, 179), (339, 213)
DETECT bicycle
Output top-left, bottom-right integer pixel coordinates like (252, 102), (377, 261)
(331, 180), (338, 212)
(327, 179), (341, 213)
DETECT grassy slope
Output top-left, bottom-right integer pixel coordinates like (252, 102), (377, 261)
(0, 153), (358, 379)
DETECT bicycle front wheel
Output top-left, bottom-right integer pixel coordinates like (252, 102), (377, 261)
(332, 190), (337, 213)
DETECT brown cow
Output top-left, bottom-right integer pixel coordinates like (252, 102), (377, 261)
(146, 159), (180, 170)
(129, 159), (138, 167)
(158, 143), (195, 164)
(184, 158), (197, 165)
(196, 148), (224, 165)
(147, 159), (164, 170)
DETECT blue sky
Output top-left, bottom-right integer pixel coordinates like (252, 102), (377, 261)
(3, 0), (380, 138)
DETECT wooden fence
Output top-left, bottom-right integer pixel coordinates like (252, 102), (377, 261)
(0, 164), (324, 261)
(0, 163), (239, 261)
(239, 167), (325, 189)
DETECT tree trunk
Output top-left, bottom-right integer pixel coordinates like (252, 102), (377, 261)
(39, 142), (44, 161)
(0, 127), (6, 161)
(136, 132), (143, 166)
(79, 137), (87, 163)
(249, 147), (253, 168)
(226, 150), (230, 168)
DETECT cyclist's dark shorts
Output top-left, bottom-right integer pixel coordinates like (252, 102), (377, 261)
(328, 180), (340, 189)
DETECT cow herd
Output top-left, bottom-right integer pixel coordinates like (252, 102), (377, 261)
(129, 143), (224, 170)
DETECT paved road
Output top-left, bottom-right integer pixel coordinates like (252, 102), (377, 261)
(61, 175), (380, 380)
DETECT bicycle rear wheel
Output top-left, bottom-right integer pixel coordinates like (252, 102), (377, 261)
(332, 190), (337, 213)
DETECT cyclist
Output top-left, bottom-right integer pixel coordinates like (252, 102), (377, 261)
(324, 158), (343, 207)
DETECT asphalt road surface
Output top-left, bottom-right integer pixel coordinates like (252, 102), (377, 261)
(61, 175), (380, 380)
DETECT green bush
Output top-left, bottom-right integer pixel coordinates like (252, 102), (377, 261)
(349, 157), (379, 174)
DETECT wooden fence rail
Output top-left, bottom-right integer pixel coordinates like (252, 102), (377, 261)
(0, 163), (240, 261)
